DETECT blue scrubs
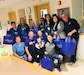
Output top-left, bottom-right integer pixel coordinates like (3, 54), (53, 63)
(12, 42), (25, 56)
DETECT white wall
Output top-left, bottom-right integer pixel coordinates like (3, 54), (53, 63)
(72, 0), (82, 29)
(0, 0), (72, 25)
(0, 0), (82, 29)
(0, 8), (9, 25)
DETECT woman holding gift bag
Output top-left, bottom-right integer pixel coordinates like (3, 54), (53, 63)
(52, 14), (66, 39)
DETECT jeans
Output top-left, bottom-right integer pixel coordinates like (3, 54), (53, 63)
(51, 54), (62, 69)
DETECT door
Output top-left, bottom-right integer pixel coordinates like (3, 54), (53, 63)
(8, 11), (17, 22)
(18, 9), (26, 19)
(35, 3), (50, 24)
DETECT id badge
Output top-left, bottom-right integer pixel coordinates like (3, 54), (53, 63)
(15, 32), (18, 35)
(47, 27), (50, 30)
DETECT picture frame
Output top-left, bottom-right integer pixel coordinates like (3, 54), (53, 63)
(57, 7), (70, 18)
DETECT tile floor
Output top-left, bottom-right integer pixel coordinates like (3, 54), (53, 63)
(33, 61), (84, 75)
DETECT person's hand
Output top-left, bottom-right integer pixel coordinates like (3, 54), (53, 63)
(45, 51), (48, 55)
(38, 44), (42, 48)
(68, 32), (73, 36)
(28, 55), (32, 61)
(41, 29), (44, 31)
(19, 56), (23, 59)
(54, 31), (57, 35)
(59, 55), (63, 59)
(45, 33), (48, 36)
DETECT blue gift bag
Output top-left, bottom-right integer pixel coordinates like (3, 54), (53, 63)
(54, 36), (64, 49)
(62, 37), (76, 55)
(3, 35), (14, 44)
(40, 55), (54, 71)
(22, 56), (27, 61)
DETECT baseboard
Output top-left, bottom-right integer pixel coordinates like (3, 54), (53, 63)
(77, 58), (84, 62)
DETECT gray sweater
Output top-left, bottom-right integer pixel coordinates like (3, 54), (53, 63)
(45, 42), (62, 56)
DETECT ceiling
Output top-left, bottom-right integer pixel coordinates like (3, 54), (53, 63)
(0, 0), (27, 8)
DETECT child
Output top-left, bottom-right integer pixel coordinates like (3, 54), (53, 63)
(35, 38), (45, 63)
(44, 34), (63, 71)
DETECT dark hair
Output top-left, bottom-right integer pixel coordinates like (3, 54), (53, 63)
(52, 14), (59, 25)
(11, 22), (16, 25)
(39, 17), (45, 25)
(48, 33), (54, 37)
(40, 17), (45, 21)
(45, 14), (52, 24)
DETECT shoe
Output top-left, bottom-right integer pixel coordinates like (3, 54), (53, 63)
(67, 62), (75, 66)
(57, 68), (61, 72)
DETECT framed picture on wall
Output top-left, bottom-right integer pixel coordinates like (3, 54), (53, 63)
(57, 7), (70, 18)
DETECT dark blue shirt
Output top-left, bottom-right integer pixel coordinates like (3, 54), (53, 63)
(8, 28), (21, 44)
(25, 38), (36, 55)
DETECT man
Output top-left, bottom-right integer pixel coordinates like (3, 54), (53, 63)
(61, 13), (80, 65)
(25, 31), (36, 63)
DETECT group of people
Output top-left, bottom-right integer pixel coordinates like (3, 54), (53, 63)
(7, 12), (80, 72)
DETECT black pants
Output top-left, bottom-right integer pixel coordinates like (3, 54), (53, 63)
(70, 38), (79, 63)
(27, 53), (37, 63)
(36, 49), (44, 63)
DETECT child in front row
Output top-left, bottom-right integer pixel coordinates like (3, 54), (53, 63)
(35, 38), (45, 63)
(44, 34), (63, 71)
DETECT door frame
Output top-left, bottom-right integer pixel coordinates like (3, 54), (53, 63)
(8, 11), (17, 23)
(34, 2), (51, 25)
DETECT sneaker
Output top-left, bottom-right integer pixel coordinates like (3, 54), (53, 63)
(68, 62), (75, 66)
(57, 68), (61, 72)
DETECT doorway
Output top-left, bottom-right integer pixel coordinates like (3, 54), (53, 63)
(35, 3), (50, 24)
(17, 9), (26, 20)
(8, 11), (17, 22)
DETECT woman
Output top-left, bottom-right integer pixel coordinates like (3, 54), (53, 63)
(44, 14), (52, 36)
(12, 36), (26, 59)
(29, 20), (38, 39)
(18, 17), (30, 34)
(38, 18), (45, 32)
(52, 14), (66, 39)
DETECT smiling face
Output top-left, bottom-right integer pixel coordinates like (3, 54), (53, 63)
(30, 21), (35, 27)
(37, 31), (42, 37)
(11, 22), (16, 29)
(28, 31), (34, 39)
(40, 18), (44, 25)
(37, 38), (41, 43)
(16, 36), (21, 44)
(45, 14), (51, 22)
(61, 13), (68, 22)
(53, 16), (58, 23)
(47, 35), (53, 43)
(20, 18), (25, 25)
